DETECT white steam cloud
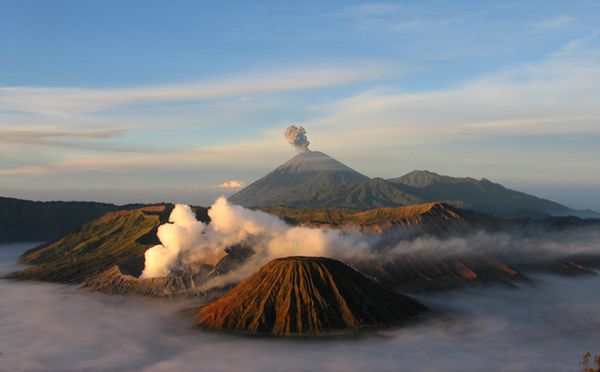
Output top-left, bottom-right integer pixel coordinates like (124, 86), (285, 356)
(141, 205), (207, 278)
(284, 125), (310, 152)
(141, 197), (368, 280)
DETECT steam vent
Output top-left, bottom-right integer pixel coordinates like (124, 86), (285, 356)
(196, 256), (428, 336)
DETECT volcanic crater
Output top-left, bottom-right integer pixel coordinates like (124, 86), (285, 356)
(196, 256), (428, 336)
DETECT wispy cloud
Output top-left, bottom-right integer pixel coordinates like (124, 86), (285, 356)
(304, 40), (600, 147)
(534, 15), (573, 30)
(273, 39), (600, 187)
(217, 180), (244, 188)
(1, 40), (599, 195)
(0, 166), (49, 176)
(0, 136), (287, 177)
(0, 66), (392, 115)
(0, 128), (135, 152)
(0, 129), (124, 140)
(340, 2), (468, 32)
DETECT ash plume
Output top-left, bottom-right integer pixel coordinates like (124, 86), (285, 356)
(284, 125), (310, 152)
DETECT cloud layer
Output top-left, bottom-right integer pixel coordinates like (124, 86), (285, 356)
(1, 243), (599, 371)
(0, 66), (389, 115)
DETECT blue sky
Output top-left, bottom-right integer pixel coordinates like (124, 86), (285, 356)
(1, 1), (600, 209)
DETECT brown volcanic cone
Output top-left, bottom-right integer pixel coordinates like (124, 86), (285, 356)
(196, 256), (427, 336)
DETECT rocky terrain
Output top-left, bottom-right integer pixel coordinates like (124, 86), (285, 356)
(196, 256), (428, 336)
(258, 202), (499, 234)
(83, 263), (211, 297)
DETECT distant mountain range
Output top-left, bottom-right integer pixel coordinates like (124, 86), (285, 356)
(1, 149), (597, 244)
(230, 150), (599, 219)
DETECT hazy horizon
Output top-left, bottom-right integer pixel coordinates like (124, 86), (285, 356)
(2, 166), (600, 212)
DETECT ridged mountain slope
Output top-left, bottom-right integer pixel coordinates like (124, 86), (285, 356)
(10, 202), (596, 295)
(229, 151), (368, 207)
(229, 150), (597, 218)
(196, 256), (427, 336)
(259, 202), (495, 234)
(388, 170), (581, 218)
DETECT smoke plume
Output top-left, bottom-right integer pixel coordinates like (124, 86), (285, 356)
(284, 125), (310, 152)
(141, 205), (207, 278)
(140, 197), (369, 281)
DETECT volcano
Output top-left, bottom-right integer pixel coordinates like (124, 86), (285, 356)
(196, 256), (427, 336)
(228, 150), (369, 207)
(228, 150), (598, 218)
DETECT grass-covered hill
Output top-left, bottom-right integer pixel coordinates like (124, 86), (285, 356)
(8, 204), (208, 283)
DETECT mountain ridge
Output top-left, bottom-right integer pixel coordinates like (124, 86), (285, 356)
(230, 151), (598, 219)
(0, 196), (126, 243)
(8, 202), (599, 294)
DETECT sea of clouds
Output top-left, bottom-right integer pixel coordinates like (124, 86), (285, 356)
(1, 243), (599, 371)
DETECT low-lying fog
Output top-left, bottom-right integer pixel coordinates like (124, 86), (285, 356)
(1, 243), (599, 371)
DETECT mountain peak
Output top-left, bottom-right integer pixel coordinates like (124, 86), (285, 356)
(405, 170), (440, 177)
(196, 256), (427, 336)
(389, 170), (480, 188)
(229, 153), (591, 218)
(276, 150), (367, 175)
(229, 150), (368, 207)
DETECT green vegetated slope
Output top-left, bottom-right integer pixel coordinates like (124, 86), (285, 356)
(8, 205), (209, 282)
